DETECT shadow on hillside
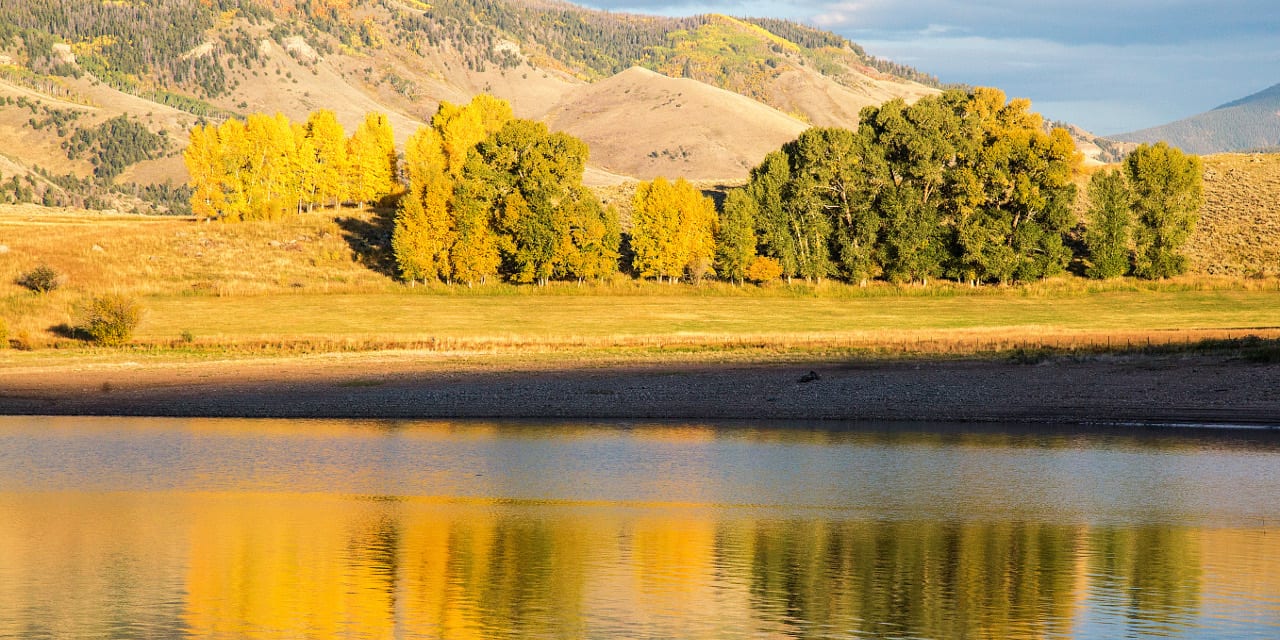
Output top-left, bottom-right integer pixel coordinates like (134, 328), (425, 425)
(49, 323), (89, 341)
(699, 184), (735, 210)
(336, 205), (399, 278)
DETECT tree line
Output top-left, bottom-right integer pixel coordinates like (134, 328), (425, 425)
(187, 90), (1202, 286)
(184, 110), (397, 221)
(708, 89), (1201, 285)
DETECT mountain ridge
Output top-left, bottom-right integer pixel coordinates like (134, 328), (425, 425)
(1114, 81), (1280, 154)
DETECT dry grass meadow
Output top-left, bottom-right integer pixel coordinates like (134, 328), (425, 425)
(1, 183), (1278, 366)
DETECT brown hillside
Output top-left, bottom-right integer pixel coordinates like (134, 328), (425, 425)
(766, 64), (936, 128)
(542, 67), (808, 181)
(1188, 153), (1280, 277)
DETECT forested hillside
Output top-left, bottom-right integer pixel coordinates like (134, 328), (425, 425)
(0, 0), (942, 208)
(1116, 82), (1280, 154)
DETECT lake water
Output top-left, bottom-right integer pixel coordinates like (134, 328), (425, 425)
(1, 417), (1278, 639)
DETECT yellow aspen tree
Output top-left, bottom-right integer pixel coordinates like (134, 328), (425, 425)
(345, 112), (396, 208)
(433, 95), (512, 177)
(215, 118), (251, 221)
(244, 112), (300, 220)
(303, 109), (347, 209)
(184, 123), (226, 220)
(449, 179), (501, 286)
(292, 122), (318, 213)
(674, 177), (719, 283)
(631, 177), (717, 282)
(393, 126), (455, 282)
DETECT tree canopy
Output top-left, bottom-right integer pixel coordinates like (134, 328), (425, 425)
(631, 177), (718, 282)
(392, 96), (617, 286)
(185, 109), (400, 221)
(733, 88), (1081, 285)
(1125, 142), (1204, 279)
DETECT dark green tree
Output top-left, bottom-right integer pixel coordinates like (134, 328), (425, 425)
(788, 127), (878, 284)
(747, 151), (798, 280)
(1084, 169), (1133, 279)
(715, 189), (757, 284)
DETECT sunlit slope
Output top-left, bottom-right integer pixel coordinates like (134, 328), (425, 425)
(0, 0), (941, 186)
(1188, 153), (1280, 277)
(543, 67), (808, 180)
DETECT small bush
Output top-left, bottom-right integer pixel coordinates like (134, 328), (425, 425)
(11, 329), (39, 351)
(17, 265), (63, 293)
(745, 256), (783, 283)
(81, 294), (143, 346)
(0, 318), (7, 348)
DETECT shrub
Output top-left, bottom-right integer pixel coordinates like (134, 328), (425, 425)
(81, 294), (143, 346)
(17, 264), (63, 293)
(0, 318), (7, 348)
(745, 256), (783, 283)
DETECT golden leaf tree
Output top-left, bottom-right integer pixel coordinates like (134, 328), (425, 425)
(346, 112), (397, 208)
(631, 177), (718, 282)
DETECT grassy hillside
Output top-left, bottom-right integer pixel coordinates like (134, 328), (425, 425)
(1187, 153), (1280, 277)
(0, 0), (941, 195)
(1115, 83), (1280, 154)
(543, 67), (807, 180)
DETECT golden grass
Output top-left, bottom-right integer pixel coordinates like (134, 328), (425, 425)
(2, 204), (1279, 363)
(1190, 153), (1280, 277)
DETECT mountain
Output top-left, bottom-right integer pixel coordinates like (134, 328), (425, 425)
(0, 0), (939, 210)
(1114, 82), (1280, 154)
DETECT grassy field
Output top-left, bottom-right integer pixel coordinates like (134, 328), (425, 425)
(2, 203), (1279, 364)
(132, 289), (1280, 342)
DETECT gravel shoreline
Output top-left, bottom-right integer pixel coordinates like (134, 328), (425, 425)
(2, 353), (1278, 427)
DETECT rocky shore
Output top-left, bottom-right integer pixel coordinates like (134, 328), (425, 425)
(2, 352), (1278, 427)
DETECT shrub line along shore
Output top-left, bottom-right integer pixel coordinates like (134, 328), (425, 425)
(2, 349), (1278, 427)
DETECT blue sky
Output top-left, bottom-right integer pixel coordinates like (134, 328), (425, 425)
(574, 0), (1280, 135)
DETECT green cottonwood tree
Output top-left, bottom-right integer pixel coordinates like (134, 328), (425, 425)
(456, 119), (616, 285)
(1125, 142), (1203, 279)
(1084, 169), (1133, 279)
(715, 189), (757, 284)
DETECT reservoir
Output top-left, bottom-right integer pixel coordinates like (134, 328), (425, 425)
(1, 417), (1278, 638)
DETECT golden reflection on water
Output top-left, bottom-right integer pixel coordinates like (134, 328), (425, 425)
(3, 418), (1280, 638)
(3, 491), (1277, 639)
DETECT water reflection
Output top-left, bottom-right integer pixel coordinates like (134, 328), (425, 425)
(0, 418), (1278, 639)
(4, 493), (1278, 639)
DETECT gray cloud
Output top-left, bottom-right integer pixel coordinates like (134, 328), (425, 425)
(574, 0), (1280, 133)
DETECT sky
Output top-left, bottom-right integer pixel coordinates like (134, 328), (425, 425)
(574, 0), (1280, 135)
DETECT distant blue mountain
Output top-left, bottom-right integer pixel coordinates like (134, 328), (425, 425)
(1115, 82), (1280, 154)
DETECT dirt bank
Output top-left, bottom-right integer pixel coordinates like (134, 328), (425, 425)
(1, 352), (1277, 426)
